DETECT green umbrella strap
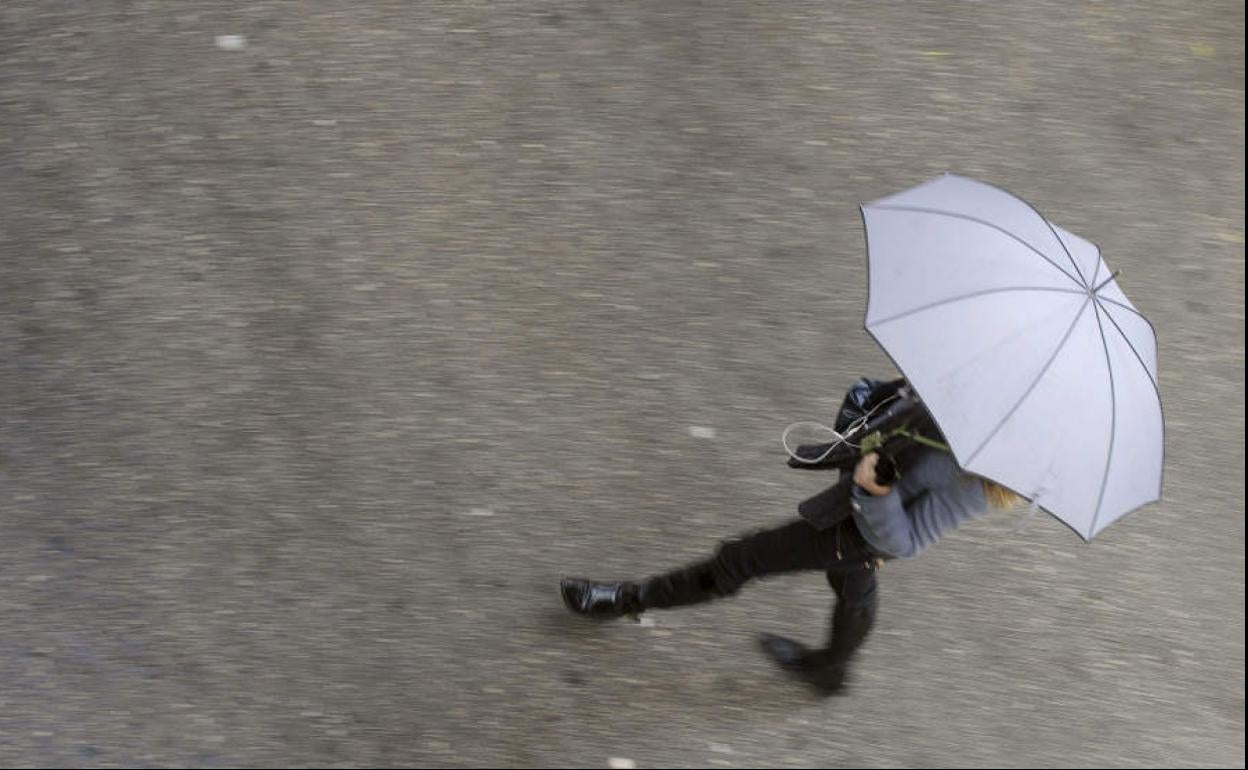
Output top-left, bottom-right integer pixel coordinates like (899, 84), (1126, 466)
(860, 425), (951, 454)
(899, 428), (951, 453)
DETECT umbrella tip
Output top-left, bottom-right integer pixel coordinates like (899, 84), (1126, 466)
(1092, 269), (1122, 293)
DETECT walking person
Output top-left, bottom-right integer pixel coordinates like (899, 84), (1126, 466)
(560, 378), (1019, 695)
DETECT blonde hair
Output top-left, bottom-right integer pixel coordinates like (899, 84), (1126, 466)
(981, 478), (1023, 510)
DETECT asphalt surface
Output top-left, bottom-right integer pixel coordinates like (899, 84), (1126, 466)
(1, 2), (1244, 768)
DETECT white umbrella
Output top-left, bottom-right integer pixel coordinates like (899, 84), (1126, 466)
(860, 173), (1163, 539)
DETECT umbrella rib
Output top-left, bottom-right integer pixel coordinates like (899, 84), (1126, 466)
(870, 285), (1086, 328)
(1096, 298), (1167, 505)
(1095, 297), (1159, 390)
(1087, 302), (1118, 537)
(958, 174), (1088, 288)
(870, 204), (1086, 288)
(1039, 211), (1090, 288)
(1086, 249), (1104, 289)
(965, 295), (1093, 466)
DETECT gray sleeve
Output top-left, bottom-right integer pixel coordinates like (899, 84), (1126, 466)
(851, 476), (987, 559)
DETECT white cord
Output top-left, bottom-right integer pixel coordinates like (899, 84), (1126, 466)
(781, 393), (903, 464)
(780, 421), (851, 464)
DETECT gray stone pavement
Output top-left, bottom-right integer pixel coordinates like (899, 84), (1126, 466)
(1, 2), (1243, 767)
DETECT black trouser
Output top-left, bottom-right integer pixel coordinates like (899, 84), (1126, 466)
(641, 517), (880, 609)
(638, 518), (880, 666)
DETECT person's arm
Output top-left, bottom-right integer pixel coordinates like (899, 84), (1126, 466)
(850, 452), (986, 559)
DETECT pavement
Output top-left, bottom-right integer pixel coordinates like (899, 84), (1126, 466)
(1, 2), (1243, 767)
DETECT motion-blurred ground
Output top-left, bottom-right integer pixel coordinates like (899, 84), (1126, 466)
(2, 2), (1243, 767)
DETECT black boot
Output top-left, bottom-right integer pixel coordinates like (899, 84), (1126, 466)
(760, 603), (876, 696)
(560, 578), (642, 620)
(758, 634), (848, 696)
(561, 559), (724, 620)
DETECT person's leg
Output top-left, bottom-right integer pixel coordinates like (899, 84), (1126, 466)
(561, 518), (843, 618)
(760, 523), (880, 695)
(812, 566), (879, 689)
(647, 517), (845, 605)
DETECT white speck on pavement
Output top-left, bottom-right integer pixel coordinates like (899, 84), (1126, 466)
(215, 35), (246, 50)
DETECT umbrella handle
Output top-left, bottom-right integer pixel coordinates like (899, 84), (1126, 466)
(874, 452), (900, 486)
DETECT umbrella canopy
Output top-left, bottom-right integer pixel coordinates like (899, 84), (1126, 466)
(860, 173), (1163, 540)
